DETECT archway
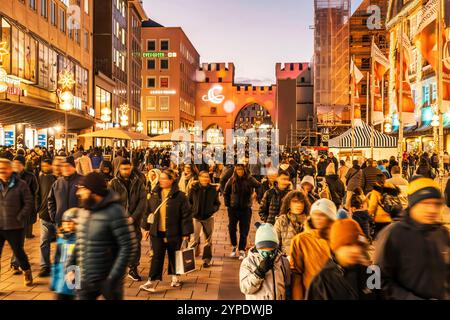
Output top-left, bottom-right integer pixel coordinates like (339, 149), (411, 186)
(234, 103), (273, 130)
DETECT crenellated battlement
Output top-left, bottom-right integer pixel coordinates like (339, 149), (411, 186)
(276, 62), (311, 80)
(197, 63), (235, 83)
(234, 84), (274, 93)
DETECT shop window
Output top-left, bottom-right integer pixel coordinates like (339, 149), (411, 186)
(159, 96), (169, 111)
(146, 96), (156, 111)
(147, 120), (173, 136)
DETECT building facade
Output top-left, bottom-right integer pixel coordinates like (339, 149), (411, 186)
(350, 0), (389, 123)
(141, 20), (200, 137)
(0, 0), (94, 150)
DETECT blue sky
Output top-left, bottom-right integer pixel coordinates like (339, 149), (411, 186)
(143, 0), (364, 84)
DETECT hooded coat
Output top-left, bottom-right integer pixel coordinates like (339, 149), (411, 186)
(368, 183), (399, 223)
(289, 219), (332, 300)
(325, 174), (345, 208)
(223, 172), (261, 210)
(48, 172), (83, 225)
(274, 213), (306, 255)
(239, 248), (290, 300)
(258, 184), (292, 225)
(374, 212), (450, 300)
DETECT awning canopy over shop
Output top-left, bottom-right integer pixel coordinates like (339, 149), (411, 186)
(0, 101), (94, 130)
(328, 120), (397, 148)
(79, 128), (152, 141)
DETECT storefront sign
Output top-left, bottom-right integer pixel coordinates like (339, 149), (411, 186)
(202, 85), (225, 105)
(142, 52), (177, 58)
(150, 90), (176, 95)
(38, 133), (47, 147)
(4, 130), (14, 146)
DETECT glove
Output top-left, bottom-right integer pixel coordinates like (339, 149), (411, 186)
(254, 256), (275, 279)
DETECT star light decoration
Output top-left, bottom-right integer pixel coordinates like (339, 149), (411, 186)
(58, 70), (76, 90)
(0, 42), (8, 64)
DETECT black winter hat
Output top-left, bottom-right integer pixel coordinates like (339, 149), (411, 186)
(13, 155), (26, 166)
(80, 172), (108, 197)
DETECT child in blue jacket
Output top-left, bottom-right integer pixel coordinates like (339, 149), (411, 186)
(50, 208), (78, 300)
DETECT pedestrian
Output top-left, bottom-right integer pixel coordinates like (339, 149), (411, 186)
(306, 219), (377, 300)
(349, 192), (373, 240)
(274, 191), (310, 255)
(289, 198), (336, 300)
(52, 156), (64, 179)
(374, 177), (450, 300)
(299, 159), (316, 180)
(258, 170), (292, 225)
(239, 223), (290, 300)
(75, 151), (93, 176)
(90, 148), (103, 172)
(328, 152), (339, 173)
(178, 163), (197, 194)
(188, 171), (220, 268)
(337, 160), (349, 185)
(377, 160), (391, 179)
(37, 159), (57, 277)
(257, 167), (278, 203)
(224, 164), (261, 260)
(344, 160), (363, 210)
(416, 157), (434, 179)
(299, 175), (319, 205)
(444, 151), (450, 174)
(146, 168), (161, 193)
(368, 174), (401, 236)
(362, 159), (382, 195)
(112, 150), (124, 177)
(50, 208), (78, 300)
(99, 160), (114, 182)
(12, 155), (38, 239)
(317, 156), (328, 178)
(140, 169), (193, 292)
(67, 172), (137, 300)
(0, 158), (34, 286)
(48, 156), (83, 226)
(325, 163), (345, 209)
(109, 159), (147, 282)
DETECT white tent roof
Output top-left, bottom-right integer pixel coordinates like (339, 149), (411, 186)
(328, 120), (397, 148)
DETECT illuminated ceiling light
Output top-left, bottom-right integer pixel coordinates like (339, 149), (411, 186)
(60, 90), (74, 103)
(101, 107), (112, 115)
(202, 85), (225, 104)
(53, 125), (63, 132)
(58, 70), (76, 90)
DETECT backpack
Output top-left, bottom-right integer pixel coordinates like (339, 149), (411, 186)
(379, 189), (402, 218)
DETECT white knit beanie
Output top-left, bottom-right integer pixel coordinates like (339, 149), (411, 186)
(301, 175), (315, 188)
(310, 198), (337, 221)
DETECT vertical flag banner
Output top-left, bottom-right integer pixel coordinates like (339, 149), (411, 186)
(350, 58), (364, 119)
(371, 41), (390, 125)
(394, 30), (416, 125)
(415, 0), (450, 112)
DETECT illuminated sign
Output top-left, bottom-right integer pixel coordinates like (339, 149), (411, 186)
(202, 85), (225, 105)
(150, 90), (176, 95)
(142, 52), (177, 58)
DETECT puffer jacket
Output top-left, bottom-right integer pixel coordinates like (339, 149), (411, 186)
(289, 219), (331, 300)
(368, 183), (398, 223)
(109, 172), (147, 224)
(142, 184), (193, 239)
(66, 191), (137, 287)
(362, 166), (382, 194)
(274, 213), (306, 255)
(224, 174), (261, 210)
(306, 258), (379, 300)
(257, 178), (275, 203)
(18, 170), (39, 224)
(0, 173), (33, 230)
(188, 182), (220, 221)
(239, 248), (290, 300)
(374, 211), (450, 300)
(48, 173), (83, 225)
(258, 185), (292, 225)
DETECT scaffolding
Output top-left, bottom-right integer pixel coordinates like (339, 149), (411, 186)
(314, 0), (351, 131)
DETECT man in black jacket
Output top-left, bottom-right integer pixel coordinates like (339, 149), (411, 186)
(0, 158), (34, 286)
(362, 159), (382, 194)
(48, 156), (83, 226)
(374, 177), (450, 300)
(37, 159), (57, 277)
(188, 171), (220, 268)
(67, 172), (137, 300)
(109, 159), (147, 282)
(10, 155), (39, 273)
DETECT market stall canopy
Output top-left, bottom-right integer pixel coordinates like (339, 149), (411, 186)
(328, 120), (397, 148)
(79, 128), (151, 141)
(149, 131), (207, 143)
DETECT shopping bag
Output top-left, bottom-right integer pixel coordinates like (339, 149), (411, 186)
(175, 240), (196, 275)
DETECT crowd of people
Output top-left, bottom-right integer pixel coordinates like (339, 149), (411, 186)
(0, 144), (448, 300)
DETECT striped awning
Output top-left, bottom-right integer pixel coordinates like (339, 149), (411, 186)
(328, 121), (397, 148)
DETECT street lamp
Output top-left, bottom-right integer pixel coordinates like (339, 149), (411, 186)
(58, 70), (75, 154)
(119, 103), (129, 127)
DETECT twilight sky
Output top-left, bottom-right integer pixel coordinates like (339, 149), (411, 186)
(143, 0), (364, 85)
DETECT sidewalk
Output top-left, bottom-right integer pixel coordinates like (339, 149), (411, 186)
(0, 201), (260, 300)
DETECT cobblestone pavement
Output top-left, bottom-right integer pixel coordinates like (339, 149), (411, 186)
(0, 199), (449, 300)
(0, 201), (260, 300)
